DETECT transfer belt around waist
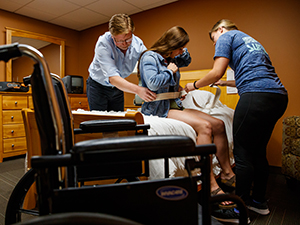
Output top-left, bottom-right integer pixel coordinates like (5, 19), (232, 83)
(134, 85), (221, 109)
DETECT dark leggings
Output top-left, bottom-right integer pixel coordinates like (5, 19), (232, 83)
(233, 92), (288, 202)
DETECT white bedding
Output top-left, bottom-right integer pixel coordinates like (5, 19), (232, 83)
(144, 89), (235, 179)
(73, 89), (235, 180)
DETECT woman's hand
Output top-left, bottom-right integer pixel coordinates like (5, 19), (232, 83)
(137, 86), (157, 102)
(184, 82), (196, 93)
(180, 94), (187, 101)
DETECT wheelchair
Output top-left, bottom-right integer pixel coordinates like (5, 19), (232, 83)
(1, 43), (248, 225)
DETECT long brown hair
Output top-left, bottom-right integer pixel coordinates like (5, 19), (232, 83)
(137, 26), (189, 77)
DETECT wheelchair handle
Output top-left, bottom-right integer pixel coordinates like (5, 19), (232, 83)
(0, 43), (22, 62)
(0, 43), (66, 156)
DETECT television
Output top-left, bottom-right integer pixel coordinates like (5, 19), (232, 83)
(62, 75), (83, 94)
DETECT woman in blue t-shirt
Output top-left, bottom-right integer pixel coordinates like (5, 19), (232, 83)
(185, 19), (288, 220)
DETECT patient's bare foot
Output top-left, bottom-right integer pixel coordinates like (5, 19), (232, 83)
(220, 171), (235, 181)
(211, 187), (236, 208)
(220, 173), (236, 188)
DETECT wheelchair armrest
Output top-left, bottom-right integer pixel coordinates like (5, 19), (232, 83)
(72, 135), (216, 163)
(31, 136), (216, 168)
(74, 119), (150, 135)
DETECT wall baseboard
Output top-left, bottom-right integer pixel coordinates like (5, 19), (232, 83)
(269, 166), (282, 174)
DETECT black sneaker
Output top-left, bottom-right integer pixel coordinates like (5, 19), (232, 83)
(247, 199), (270, 215)
(211, 208), (250, 224)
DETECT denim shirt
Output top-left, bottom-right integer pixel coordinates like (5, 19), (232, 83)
(140, 49), (191, 117)
(88, 31), (147, 87)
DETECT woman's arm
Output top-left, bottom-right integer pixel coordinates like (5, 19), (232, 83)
(184, 57), (230, 92)
(109, 76), (156, 102)
(141, 54), (176, 91)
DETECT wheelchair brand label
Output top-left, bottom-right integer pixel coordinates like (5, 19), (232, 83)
(156, 186), (188, 200)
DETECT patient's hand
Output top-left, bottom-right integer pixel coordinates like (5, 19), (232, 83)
(167, 62), (178, 74)
(214, 80), (225, 86)
(215, 80), (236, 87)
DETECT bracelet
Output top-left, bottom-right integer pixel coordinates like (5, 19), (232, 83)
(193, 80), (198, 89)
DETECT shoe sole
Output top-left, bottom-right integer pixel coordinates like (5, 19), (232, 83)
(247, 205), (270, 215)
(212, 216), (251, 224)
(212, 216), (239, 223)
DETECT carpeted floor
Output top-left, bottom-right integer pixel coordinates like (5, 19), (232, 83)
(0, 155), (26, 225)
(1, 155), (300, 225)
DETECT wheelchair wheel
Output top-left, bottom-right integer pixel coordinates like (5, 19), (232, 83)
(12, 212), (142, 225)
(5, 168), (39, 225)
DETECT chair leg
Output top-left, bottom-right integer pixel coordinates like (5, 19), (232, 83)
(285, 176), (298, 190)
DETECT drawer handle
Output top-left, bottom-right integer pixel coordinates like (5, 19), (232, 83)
(11, 130), (14, 133)
(11, 116), (14, 120)
(12, 144), (14, 148)
(79, 102), (82, 104)
(15, 101), (18, 105)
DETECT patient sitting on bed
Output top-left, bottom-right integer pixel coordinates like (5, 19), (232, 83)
(138, 26), (235, 207)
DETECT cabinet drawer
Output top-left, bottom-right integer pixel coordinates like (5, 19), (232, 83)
(3, 137), (27, 153)
(3, 110), (23, 124)
(70, 97), (89, 110)
(3, 124), (25, 138)
(3, 96), (28, 109)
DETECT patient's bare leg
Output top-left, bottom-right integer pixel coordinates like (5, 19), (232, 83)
(168, 109), (234, 205)
(182, 109), (234, 179)
(167, 109), (235, 184)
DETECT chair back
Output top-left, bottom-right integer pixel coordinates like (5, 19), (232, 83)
(30, 67), (74, 156)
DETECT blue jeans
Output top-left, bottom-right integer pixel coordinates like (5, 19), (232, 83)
(233, 92), (288, 202)
(86, 77), (124, 111)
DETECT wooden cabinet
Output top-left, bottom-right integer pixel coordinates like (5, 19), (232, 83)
(0, 92), (88, 162)
(68, 94), (89, 111)
(0, 92), (32, 162)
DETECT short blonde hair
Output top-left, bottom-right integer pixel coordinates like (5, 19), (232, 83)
(209, 19), (238, 40)
(109, 14), (135, 36)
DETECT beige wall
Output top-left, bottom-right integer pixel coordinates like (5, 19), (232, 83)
(1, 0), (299, 167)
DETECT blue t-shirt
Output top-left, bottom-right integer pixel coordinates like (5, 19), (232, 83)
(214, 30), (287, 96)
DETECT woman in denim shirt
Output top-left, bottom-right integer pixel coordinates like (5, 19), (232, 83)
(139, 26), (236, 207)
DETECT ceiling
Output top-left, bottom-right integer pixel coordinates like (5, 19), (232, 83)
(0, 0), (178, 31)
